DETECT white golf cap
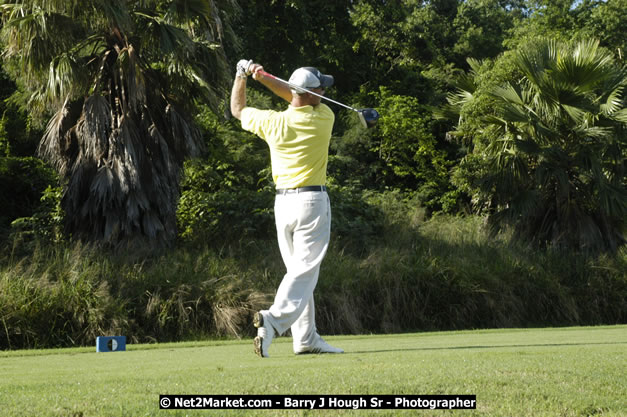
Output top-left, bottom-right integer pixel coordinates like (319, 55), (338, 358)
(288, 67), (334, 93)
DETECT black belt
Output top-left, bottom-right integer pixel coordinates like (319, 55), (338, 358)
(276, 185), (327, 195)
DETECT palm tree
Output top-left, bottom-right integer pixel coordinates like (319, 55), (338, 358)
(443, 39), (627, 253)
(0, 0), (238, 246)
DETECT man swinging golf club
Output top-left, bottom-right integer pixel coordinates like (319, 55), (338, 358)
(231, 59), (344, 357)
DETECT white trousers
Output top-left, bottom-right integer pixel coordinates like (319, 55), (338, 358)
(266, 190), (331, 352)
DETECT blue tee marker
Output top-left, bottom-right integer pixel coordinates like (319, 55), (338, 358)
(96, 336), (126, 352)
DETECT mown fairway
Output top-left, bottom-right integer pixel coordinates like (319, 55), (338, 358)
(0, 326), (625, 416)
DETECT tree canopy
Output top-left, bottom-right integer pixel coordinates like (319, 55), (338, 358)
(1, 0), (624, 253)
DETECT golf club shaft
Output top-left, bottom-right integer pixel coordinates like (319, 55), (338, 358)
(258, 70), (360, 113)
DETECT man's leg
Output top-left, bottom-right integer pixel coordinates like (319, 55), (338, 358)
(267, 191), (330, 336)
(254, 191), (329, 357)
(290, 291), (317, 352)
(291, 289), (343, 354)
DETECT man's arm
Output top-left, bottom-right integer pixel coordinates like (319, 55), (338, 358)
(251, 64), (293, 103)
(231, 61), (293, 120)
(230, 76), (247, 120)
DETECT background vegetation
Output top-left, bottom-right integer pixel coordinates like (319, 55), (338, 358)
(0, 0), (625, 349)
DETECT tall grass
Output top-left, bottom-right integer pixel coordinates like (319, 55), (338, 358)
(318, 214), (626, 335)
(0, 243), (127, 349)
(0, 242), (273, 349)
(1, 192), (625, 350)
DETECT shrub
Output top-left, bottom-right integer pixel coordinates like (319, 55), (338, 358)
(9, 186), (64, 249)
(444, 39), (627, 253)
(0, 157), (56, 231)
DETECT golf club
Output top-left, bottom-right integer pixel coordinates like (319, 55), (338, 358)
(258, 70), (380, 129)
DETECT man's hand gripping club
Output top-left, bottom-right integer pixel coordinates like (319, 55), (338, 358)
(231, 59), (294, 120)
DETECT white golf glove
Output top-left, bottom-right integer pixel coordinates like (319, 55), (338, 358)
(236, 59), (253, 78)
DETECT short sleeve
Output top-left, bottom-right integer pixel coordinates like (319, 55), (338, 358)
(240, 107), (283, 142)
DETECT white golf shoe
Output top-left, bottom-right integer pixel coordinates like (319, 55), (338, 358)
(294, 336), (344, 355)
(253, 311), (274, 358)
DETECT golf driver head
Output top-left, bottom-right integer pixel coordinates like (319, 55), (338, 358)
(358, 108), (380, 129)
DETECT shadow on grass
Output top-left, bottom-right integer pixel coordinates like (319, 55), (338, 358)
(347, 341), (627, 355)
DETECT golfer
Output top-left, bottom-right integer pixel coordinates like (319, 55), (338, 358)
(230, 60), (343, 358)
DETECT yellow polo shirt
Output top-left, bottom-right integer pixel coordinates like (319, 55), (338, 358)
(241, 104), (334, 189)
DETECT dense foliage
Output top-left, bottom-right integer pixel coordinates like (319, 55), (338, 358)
(2, 0), (624, 252)
(441, 39), (627, 252)
(0, 0), (238, 246)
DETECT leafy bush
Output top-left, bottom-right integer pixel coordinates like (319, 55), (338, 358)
(443, 39), (627, 253)
(0, 157), (56, 233)
(177, 182), (275, 244)
(9, 185), (64, 249)
(325, 183), (384, 249)
(331, 87), (460, 214)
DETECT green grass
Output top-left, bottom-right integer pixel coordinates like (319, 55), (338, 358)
(1, 326), (625, 416)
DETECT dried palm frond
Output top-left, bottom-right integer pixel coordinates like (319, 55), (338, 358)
(1, 0), (239, 246)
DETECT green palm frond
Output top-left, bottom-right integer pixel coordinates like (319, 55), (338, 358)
(561, 104), (587, 124)
(612, 108), (627, 123)
(97, 0), (133, 32)
(46, 53), (85, 101)
(555, 40), (613, 89)
(497, 102), (529, 124)
(138, 12), (195, 55)
(25, 0), (83, 14)
(433, 58), (481, 123)
(514, 39), (557, 89)
(573, 125), (613, 141)
(600, 84), (625, 116)
(166, 0), (213, 25)
(492, 84), (526, 106)
(463, 38), (627, 252)
(1, 6), (63, 73)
